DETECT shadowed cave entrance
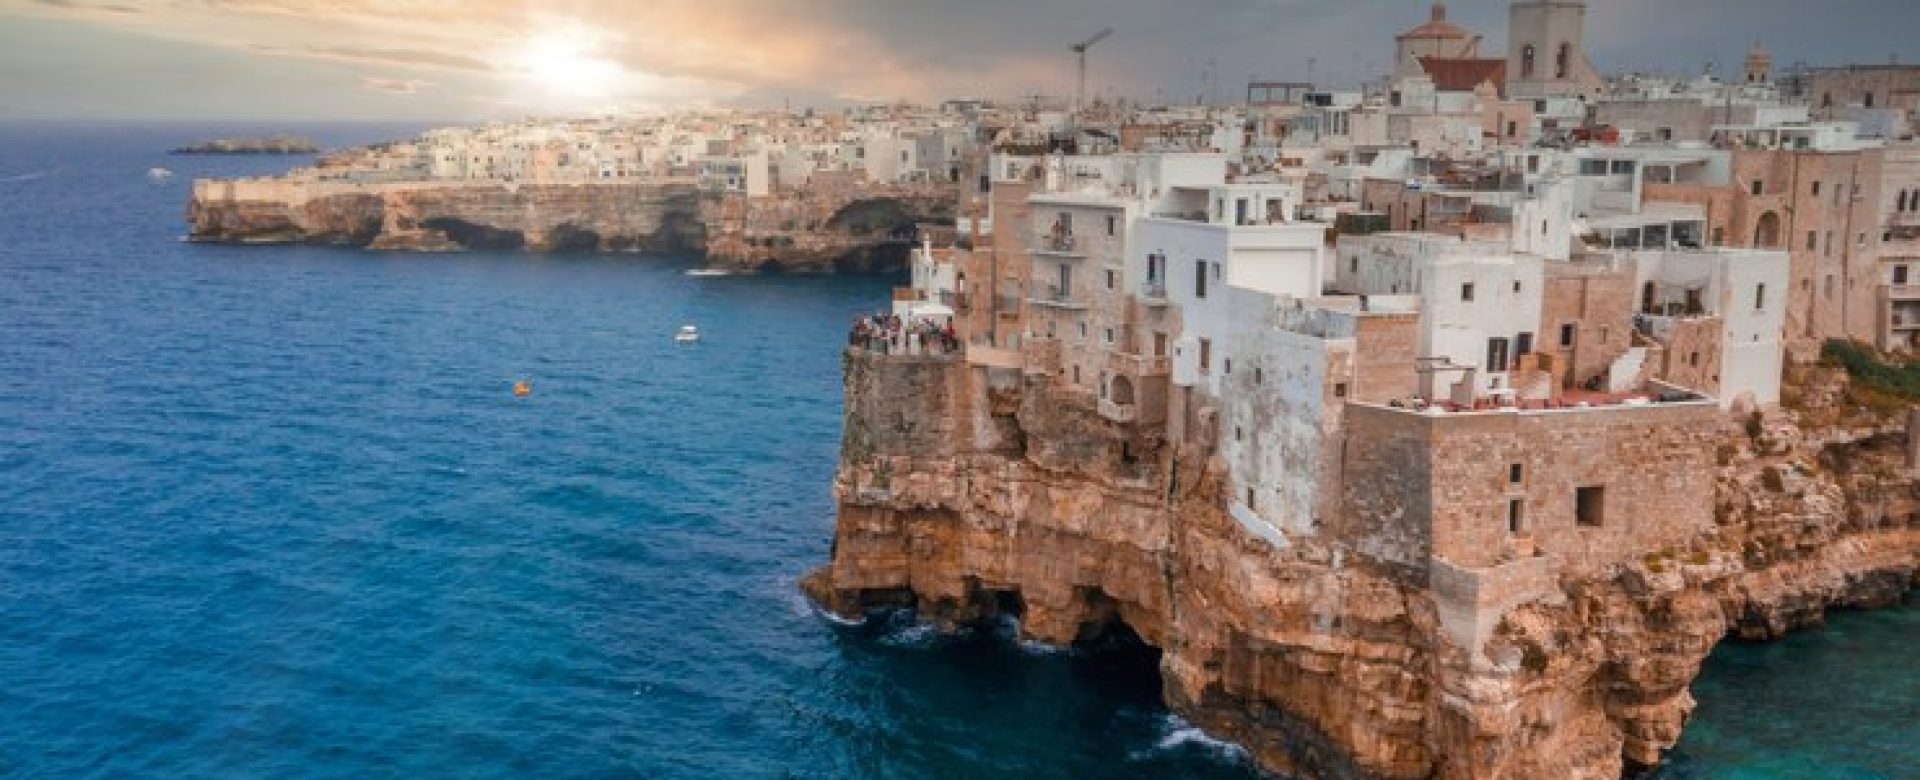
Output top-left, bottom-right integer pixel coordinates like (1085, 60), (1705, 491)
(1068, 587), (1166, 705)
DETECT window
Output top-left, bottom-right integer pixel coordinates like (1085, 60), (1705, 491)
(1712, 227), (1724, 246)
(1755, 283), (1766, 310)
(1254, 367), (1264, 385)
(1750, 180), (1763, 196)
(1508, 499), (1525, 535)
(1555, 43), (1571, 79)
(1106, 214), (1117, 236)
(1559, 323), (1576, 348)
(1516, 332), (1534, 357)
(1350, 256), (1358, 274)
(1521, 44), (1536, 78)
(1509, 463), (1524, 484)
(1198, 338), (1212, 374)
(1462, 283), (1476, 302)
(1073, 365), (1081, 383)
(1235, 426), (1243, 442)
(1825, 231), (1833, 256)
(1246, 487), (1255, 508)
(1514, 279), (1523, 293)
(1689, 351), (1700, 367)
(1486, 337), (1511, 372)
(1213, 262), (1222, 281)
(1812, 180), (1822, 197)
(1194, 259), (1208, 299)
(1224, 359), (1233, 375)
(1105, 270), (1116, 290)
(1895, 265), (1909, 286)
(1104, 328), (1114, 344)
(1575, 486), (1606, 527)
(1334, 382), (1348, 398)
(1807, 231), (1818, 251)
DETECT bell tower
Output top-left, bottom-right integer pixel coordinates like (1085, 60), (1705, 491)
(1506, 0), (1594, 99)
(1744, 44), (1773, 85)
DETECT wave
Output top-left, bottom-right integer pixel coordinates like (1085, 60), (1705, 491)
(1133, 715), (1250, 763)
(0, 170), (51, 183)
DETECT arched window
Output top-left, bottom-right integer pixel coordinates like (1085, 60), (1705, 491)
(1556, 43), (1572, 79)
(1521, 45), (1536, 78)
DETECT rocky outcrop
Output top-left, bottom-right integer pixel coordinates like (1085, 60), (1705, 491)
(188, 180), (706, 253)
(188, 174), (951, 272)
(804, 353), (1918, 779)
(701, 188), (955, 273)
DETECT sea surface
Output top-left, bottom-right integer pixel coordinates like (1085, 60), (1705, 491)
(0, 124), (1910, 779)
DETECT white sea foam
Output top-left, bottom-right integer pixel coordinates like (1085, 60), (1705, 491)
(0, 171), (50, 183)
(876, 621), (938, 648)
(1133, 714), (1249, 762)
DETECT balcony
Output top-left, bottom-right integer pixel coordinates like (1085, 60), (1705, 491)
(1029, 283), (1087, 310)
(1098, 398), (1138, 423)
(1109, 351), (1172, 377)
(1032, 232), (1086, 258)
(1140, 279), (1169, 305)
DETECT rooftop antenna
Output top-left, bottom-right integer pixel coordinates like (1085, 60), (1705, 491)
(1072, 28), (1114, 117)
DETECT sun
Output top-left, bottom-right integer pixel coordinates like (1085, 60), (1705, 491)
(515, 30), (622, 99)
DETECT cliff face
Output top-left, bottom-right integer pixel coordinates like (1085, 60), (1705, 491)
(188, 182), (705, 254)
(804, 353), (1918, 779)
(188, 177), (952, 272)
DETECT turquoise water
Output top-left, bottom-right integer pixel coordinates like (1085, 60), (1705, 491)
(1654, 603), (1919, 780)
(0, 124), (1909, 778)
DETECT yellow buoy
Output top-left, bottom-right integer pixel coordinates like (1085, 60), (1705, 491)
(513, 380), (531, 397)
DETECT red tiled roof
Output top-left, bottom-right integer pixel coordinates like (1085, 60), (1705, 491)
(1418, 56), (1508, 93)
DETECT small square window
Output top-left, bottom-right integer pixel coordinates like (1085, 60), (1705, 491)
(1333, 382), (1348, 398)
(1575, 486), (1605, 527)
(1461, 283), (1476, 302)
(1559, 324), (1575, 347)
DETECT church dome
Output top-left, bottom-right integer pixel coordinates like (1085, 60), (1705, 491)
(1398, 2), (1471, 40)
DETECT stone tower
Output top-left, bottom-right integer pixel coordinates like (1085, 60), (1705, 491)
(1744, 44), (1773, 84)
(1506, 0), (1596, 99)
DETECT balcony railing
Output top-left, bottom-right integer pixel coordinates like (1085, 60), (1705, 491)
(1140, 280), (1168, 301)
(1098, 398), (1138, 424)
(1109, 351), (1172, 377)
(1033, 232), (1084, 257)
(1029, 283), (1086, 309)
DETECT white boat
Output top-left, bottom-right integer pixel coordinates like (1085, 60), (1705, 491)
(675, 325), (700, 343)
(146, 167), (174, 182)
(684, 269), (730, 277)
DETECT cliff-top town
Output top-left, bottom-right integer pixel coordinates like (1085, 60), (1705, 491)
(186, 3), (1920, 777)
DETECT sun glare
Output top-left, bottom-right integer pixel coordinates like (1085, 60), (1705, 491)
(516, 31), (622, 99)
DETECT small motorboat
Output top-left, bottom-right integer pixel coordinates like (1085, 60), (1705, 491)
(146, 167), (174, 182)
(675, 325), (700, 343)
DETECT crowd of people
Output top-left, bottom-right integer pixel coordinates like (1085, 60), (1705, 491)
(849, 312), (959, 355)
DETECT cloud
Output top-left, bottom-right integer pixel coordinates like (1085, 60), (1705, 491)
(32, 0), (139, 12)
(251, 43), (490, 72)
(359, 74), (430, 94)
(5, 0), (1920, 119)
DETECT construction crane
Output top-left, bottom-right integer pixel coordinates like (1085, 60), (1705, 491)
(1072, 28), (1114, 116)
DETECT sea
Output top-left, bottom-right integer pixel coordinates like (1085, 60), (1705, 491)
(0, 123), (1910, 779)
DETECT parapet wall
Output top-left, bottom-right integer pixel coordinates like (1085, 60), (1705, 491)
(1342, 400), (1721, 577)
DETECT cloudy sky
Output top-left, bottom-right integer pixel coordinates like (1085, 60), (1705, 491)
(3, 0), (1917, 121)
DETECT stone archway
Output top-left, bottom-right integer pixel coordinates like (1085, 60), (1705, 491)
(1753, 211), (1781, 249)
(1110, 375), (1136, 406)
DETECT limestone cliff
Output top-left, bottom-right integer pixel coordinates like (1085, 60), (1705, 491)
(188, 181), (705, 253)
(804, 352), (1918, 779)
(188, 176), (952, 272)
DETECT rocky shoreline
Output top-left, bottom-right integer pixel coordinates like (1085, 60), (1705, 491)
(802, 352), (1918, 779)
(170, 135), (320, 155)
(186, 177), (954, 273)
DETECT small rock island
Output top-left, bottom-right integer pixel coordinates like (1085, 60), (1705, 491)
(170, 135), (320, 155)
